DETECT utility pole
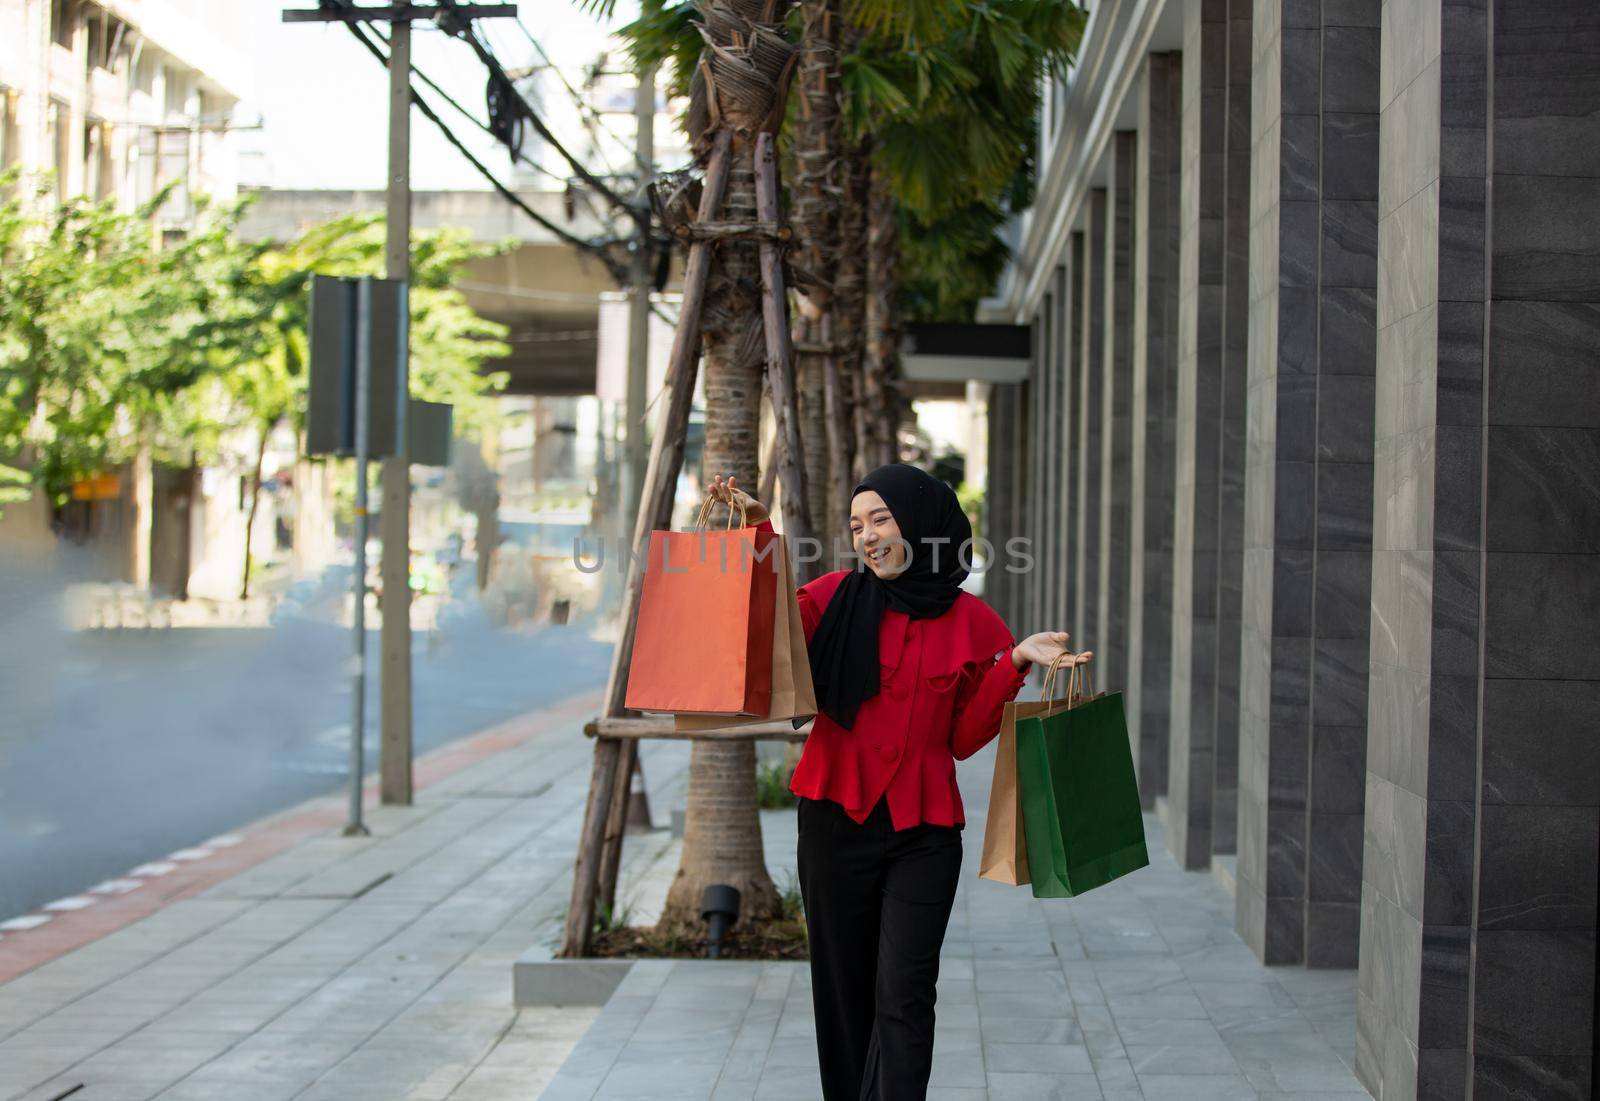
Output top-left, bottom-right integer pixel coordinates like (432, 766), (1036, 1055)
(377, 14), (414, 806)
(285, 2), (518, 809)
(622, 62), (656, 557)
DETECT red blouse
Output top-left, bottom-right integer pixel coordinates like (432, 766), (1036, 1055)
(755, 520), (1030, 830)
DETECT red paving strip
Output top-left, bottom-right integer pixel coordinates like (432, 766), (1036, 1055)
(0, 689), (605, 986)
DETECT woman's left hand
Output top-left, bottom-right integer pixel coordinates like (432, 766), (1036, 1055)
(1012, 631), (1094, 671)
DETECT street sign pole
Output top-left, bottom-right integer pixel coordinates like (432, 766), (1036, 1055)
(379, 15), (414, 807)
(346, 278), (374, 837)
(285, 3), (516, 811)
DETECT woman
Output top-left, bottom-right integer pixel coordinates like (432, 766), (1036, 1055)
(708, 463), (1089, 1101)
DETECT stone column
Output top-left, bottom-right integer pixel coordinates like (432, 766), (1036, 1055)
(1078, 190), (1108, 659)
(1167, 0), (1230, 870)
(984, 384), (1008, 623)
(1212, 0), (1253, 858)
(1066, 232), (1087, 642)
(1005, 382), (1029, 630)
(1357, 1), (1600, 1096)
(1074, 218), (1099, 648)
(1238, 0), (1379, 967)
(1030, 291), (1051, 640)
(998, 385), (1024, 627)
(1027, 320), (1045, 636)
(1101, 132), (1137, 693)
(1131, 52), (1183, 808)
(1053, 259), (1076, 629)
(1043, 268), (1067, 633)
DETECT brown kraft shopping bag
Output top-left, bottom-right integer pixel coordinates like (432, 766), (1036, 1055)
(675, 533), (816, 730)
(624, 500), (779, 716)
(979, 654), (1079, 886)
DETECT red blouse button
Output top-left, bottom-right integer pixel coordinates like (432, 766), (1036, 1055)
(879, 744), (899, 762)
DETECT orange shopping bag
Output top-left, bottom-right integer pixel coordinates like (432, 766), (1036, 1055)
(624, 497), (780, 716)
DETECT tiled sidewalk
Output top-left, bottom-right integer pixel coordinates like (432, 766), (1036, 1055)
(1, 694), (1372, 1101)
(0, 689), (685, 1101)
(546, 746), (1371, 1101)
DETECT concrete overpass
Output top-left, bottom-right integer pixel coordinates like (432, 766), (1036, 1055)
(238, 186), (640, 396)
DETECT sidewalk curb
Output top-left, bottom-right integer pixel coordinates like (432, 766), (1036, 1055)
(0, 688), (604, 985)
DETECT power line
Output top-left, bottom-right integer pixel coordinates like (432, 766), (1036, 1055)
(331, 10), (633, 283)
(403, 48), (569, 187)
(431, 1), (642, 224)
(510, 18), (637, 175)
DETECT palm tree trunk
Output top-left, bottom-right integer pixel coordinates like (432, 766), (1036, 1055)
(654, 0), (801, 931)
(865, 160), (901, 468)
(836, 139), (870, 484)
(790, 0), (841, 574)
(657, 146), (782, 934)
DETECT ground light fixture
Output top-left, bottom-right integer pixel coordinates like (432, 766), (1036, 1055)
(701, 884), (741, 959)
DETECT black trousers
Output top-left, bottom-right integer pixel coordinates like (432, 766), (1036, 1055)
(796, 795), (964, 1101)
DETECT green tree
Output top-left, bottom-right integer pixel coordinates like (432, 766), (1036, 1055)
(579, 0), (1083, 943)
(0, 179), (511, 590)
(232, 213), (512, 596)
(0, 179), (265, 505)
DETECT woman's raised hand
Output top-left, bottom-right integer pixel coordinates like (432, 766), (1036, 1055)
(705, 473), (769, 524)
(1012, 631), (1094, 672)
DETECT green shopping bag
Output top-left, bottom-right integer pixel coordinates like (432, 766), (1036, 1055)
(1015, 663), (1149, 898)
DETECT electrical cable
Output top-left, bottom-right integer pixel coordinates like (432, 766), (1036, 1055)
(507, 18), (636, 175)
(432, 1), (642, 224)
(328, 8), (634, 283)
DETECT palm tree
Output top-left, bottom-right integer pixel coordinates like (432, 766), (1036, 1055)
(656, 0), (801, 934)
(791, 0), (844, 570)
(841, 0), (1087, 466)
(589, 0), (1085, 940)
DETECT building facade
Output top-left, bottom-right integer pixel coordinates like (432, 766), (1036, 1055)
(0, 0), (273, 596)
(0, 0), (250, 215)
(981, 1), (1599, 1097)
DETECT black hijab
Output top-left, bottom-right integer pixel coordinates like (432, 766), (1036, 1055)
(808, 463), (972, 730)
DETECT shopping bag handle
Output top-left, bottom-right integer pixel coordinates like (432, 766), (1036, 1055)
(1037, 653), (1096, 720)
(1064, 657), (1095, 707)
(1039, 651), (1078, 704)
(694, 489), (749, 531)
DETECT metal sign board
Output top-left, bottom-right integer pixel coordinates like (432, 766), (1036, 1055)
(406, 400), (453, 468)
(306, 275), (407, 458)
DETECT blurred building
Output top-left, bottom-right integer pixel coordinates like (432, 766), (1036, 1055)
(0, 0), (251, 217)
(0, 0), (271, 599)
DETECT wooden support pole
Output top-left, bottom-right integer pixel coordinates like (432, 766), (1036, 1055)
(819, 313), (851, 572)
(559, 131), (735, 958)
(587, 716), (814, 740)
(559, 736), (621, 958)
(673, 220), (791, 241)
(753, 131), (817, 565)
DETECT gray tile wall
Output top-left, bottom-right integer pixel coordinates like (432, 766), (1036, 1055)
(1075, 225), (1100, 652)
(1213, 0), (1254, 860)
(1054, 258), (1076, 632)
(1029, 295), (1049, 639)
(1238, 0), (1379, 971)
(1357, 1), (1600, 1097)
(1053, 267), (1071, 633)
(985, 382), (1007, 625)
(1040, 284), (1057, 639)
(1131, 52), (1183, 809)
(1102, 132), (1138, 693)
(1168, 0), (1231, 870)
(1069, 231), (1089, 647)
(1080, 189), (1108, 664)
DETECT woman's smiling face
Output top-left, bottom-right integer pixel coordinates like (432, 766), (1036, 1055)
(850, 490), (908, 578)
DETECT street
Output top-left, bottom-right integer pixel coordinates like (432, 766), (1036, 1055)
(0, 565), (612, 923)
